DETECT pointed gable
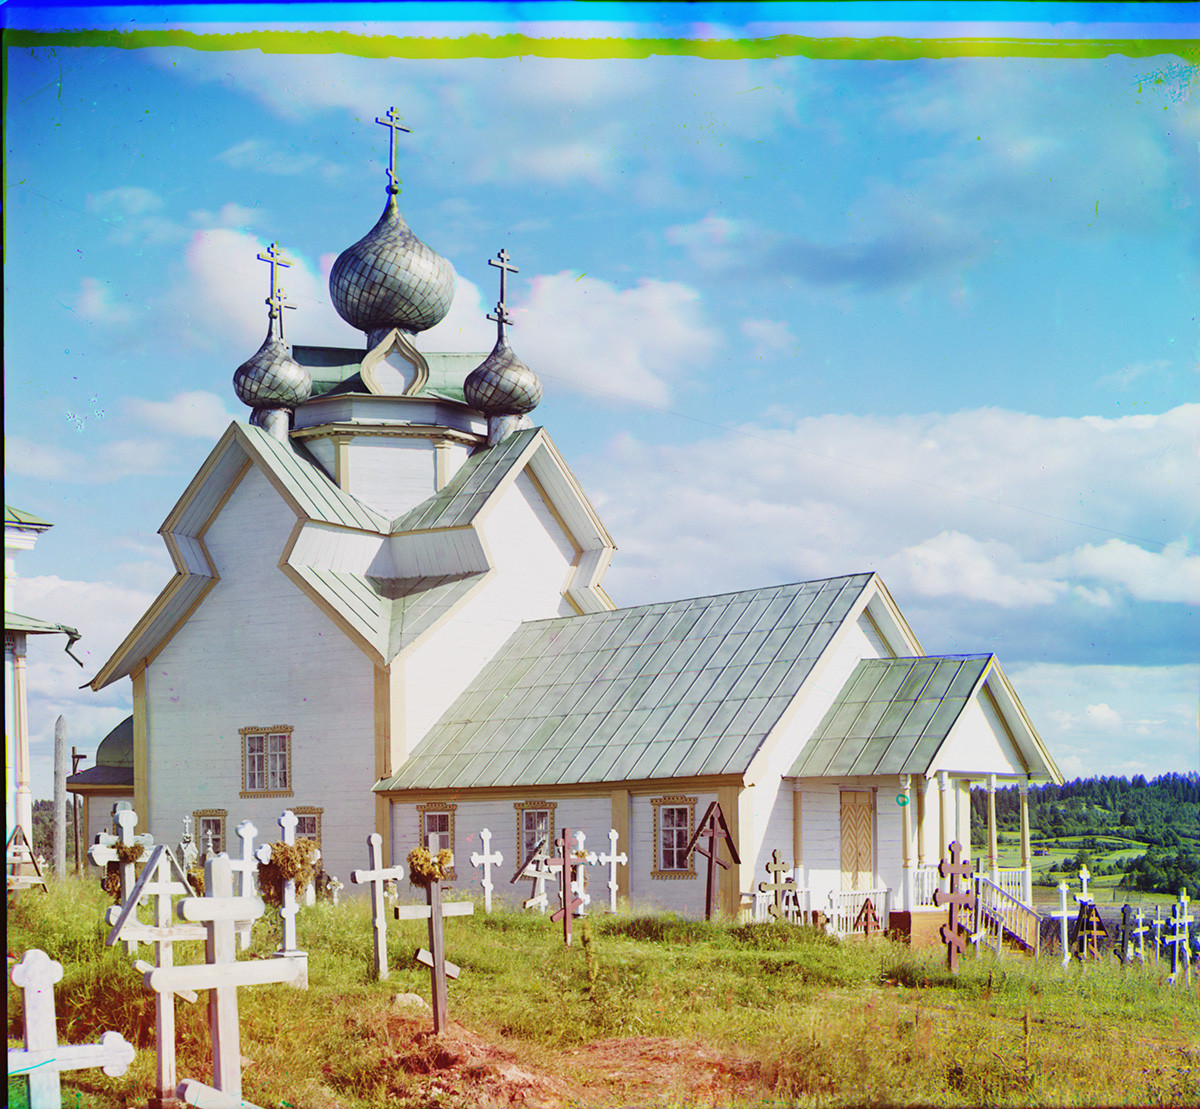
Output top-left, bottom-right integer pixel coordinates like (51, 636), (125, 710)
(377, 573), (874, 792)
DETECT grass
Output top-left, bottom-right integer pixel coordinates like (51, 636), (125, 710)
(8, 877), (1199, 1107)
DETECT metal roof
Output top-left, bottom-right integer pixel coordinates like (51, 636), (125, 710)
(391, 427), (541, 533)
(294, 346), (477, 404)
(787, 655), (992, 778)
(5, 505), (52, 529)
(377, 573), (874, 792)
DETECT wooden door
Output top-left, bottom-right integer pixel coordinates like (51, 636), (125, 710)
(840, 791), (874, 891)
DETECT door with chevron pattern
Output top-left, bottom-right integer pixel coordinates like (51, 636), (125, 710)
(840, 790), (874, 891)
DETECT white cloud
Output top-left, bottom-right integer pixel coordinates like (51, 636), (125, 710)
(1084, 702), (1124, 729)
(517, 272), (720, 405)
(123, 391), (236, 440)
(85, 185), (185, 246)
(418, 275), (495, 354)
(74, 277), (134, 325)
(1062, 539), (1200, 604)
(4, 436), (88, 480)
(739, 317), (797, 361)
(215, 138), (344, 180)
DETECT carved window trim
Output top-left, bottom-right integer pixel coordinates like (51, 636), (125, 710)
(651, 795), (697, 879)
(513, 799), (557, 863)
(239, 725), (294, 798)
(293, 806), (323, 851)
(416, 802), (458, 880)
(193, 808), (227, 856)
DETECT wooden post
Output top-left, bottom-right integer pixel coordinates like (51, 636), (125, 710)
(899, 775), (914, 912)
(350, 832), (405, 979)
(71, 746), (85, 873)
(986, 774), (998, 885)
(682, 801), (740, 922)
(1018, 779), (1032, 903)
(548, 828), (584, 945)
(8, 949), (136, 1107)
(395, 886), (473, 1033)
(915, 774), (927, 869)
(936, 772), (950, 892)
(469, 828), (503, 913)
(53, 716), (67, 876)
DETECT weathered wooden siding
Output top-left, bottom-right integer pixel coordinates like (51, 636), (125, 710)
(145, 464), (376, 883)
(627, 790), (716, 916)
(344, 439), (438, 519)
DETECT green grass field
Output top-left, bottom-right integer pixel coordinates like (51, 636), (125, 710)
(8, 877), (1199, 1107)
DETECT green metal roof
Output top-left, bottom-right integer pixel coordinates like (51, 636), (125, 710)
(787, 655), (992, 778)
(377, 573), (873, 792)
(5, 505), (52, 528)
(294, 346), (478, 405)
(391, 427), (541, 533)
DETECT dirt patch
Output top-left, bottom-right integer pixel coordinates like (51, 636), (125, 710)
(368, 1018), (766, 1107)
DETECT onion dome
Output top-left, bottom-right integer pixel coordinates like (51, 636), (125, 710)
(464, 336), (542, 415)
(233, 242), (312, 439)
(329, 108), (456, 339)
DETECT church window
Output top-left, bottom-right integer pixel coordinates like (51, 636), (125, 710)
(193, 809), (227, 855)
(650, 795), (697, 879)
(513, 800), (557, 862)
(294, 806), (322, 850)
(239, 725), (293, 797)
(416, 802), (457, 879)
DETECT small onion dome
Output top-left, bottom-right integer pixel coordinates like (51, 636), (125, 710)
(329, 193), (456, 336)
(464, 336), (542, 416)
(233, 330), (312, 410)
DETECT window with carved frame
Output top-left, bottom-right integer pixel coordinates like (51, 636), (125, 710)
(240, 725), (293, 797)
(293, 806), (323, 851)
(514, 800), (557, 863)
(193, 809), (227, 855)
(651, 795), (697, 879)
(416, 802), (457, 879)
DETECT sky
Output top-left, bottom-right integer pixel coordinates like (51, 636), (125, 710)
(4, 4), (1198, 802)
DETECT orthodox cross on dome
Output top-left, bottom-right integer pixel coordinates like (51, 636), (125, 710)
(487, 248), (519, 342)
(376, 106), (412, 194)
(256, 242), (296, 339)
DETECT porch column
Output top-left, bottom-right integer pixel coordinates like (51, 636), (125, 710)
(1019, 778), (1032, 903)
(986, 773), (999, 884)
(936, 770), (950, 891)
(915, 774), (927, 867)
(899, 775), (914, 912)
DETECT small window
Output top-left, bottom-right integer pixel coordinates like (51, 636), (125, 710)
(194, 809), (227, 855)
(417, 803), (457, 879)
(240, 725), (293, 797)
(651, 795), (697, 879)
(514, 799), (557, 863)
(294, 807), (322, 851)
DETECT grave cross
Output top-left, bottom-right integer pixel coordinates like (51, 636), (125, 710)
(548, 828), (585, 945)
(395, 880), (474, 1033)
(1076, 865), (1092, 903)
(932, 841), (976, 973)
(597, 829), (628, 914)
(511, 835), (556, 914)
(1131, 905), (1149, 965)
(8, 949), (136, 1109)
(179, 814), (198, 871)
(854, 897), (882, 937)
(254, 809), (317, 977)
(89, 805), (153, 907)
(6, 824), (47, 893)
(682, 801), (741, 921)
(350, 832), (406, 979)
(469, 827), (503, 913)
(1072, 902), (1108, 960)
(1049, 881), (1074, 969)
(146, 854), (305, 1098)
(1115, 904), (1137, 966)
(229, 820), (259, 951)
(105, 844), (205, 1102)
(572, 830), (597, 915)
(376, 106), (411, 194)
(758, 849), (798, 923)
(1164, 891), (1194, 987)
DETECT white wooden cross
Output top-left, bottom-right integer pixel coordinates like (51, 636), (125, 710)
(350, 833), (406, 979)
(1132, 905), (1149, 965)
(511, 836), (557, 914)
(90, 805), (154, 907)
(1075, 865), (1091, 903)
(597, 828), (628, 914)
(180, 813), (199, 870)
(572, 830), (597, 915)
(146, 854), (306, 1098)
(469, 827), (503, 913)
(8, 948), (136, 1109)
(228, 820), (259, 951)
(1164, 891), (1194, 987)
(254, 810), (317, 976)
(175, 1077), (267, 1109)
(104, 844), (205, 1102)
(1049, 881), (1074, 968)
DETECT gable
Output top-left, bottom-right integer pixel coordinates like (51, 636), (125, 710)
(377, 573), (875, 793)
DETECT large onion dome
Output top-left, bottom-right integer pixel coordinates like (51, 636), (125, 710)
(464, 337), (542, 416)
(328, 193), (456, 338)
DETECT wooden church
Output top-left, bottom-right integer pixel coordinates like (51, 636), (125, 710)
(89, 113), (1062, 929)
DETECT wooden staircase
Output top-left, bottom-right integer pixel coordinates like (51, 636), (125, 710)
(974, 875), (1040, 955)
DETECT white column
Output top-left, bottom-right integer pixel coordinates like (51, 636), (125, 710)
(936, 770), (950, 891)
(899, 774), (914, 912)
(1019, 778), (1033, 903)
(987, 773), (999, 884)
(8, 633), (34, 842)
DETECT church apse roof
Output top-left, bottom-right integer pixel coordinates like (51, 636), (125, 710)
(376, 573), (875, 793)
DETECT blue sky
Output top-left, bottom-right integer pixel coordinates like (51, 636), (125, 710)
(4, 5), (1198, 800)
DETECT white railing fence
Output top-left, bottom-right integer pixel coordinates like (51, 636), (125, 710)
(974, 874), (1040, 954)
(827, 888), (890, 936)
(914, 865), (940, 907)
(752, 885), (811, 924)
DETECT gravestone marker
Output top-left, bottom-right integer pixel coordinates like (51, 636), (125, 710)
(395, 880), (474, 1033)
(8, 948), (136, 1109)
(147, 854), (306, 1098)
(350, 833), (406, 979)
(682, 801), (741, 921)
(89, 805), (153, 907)
(1073, 902), (1108, 961)
(1163, 891), (1194, 987)
(6, 825), (47, 893)
(572, 829), (596, 915)
(758, 849), (798, 923)
(254, 809), (316, 982)
(511, 835), (556, 913)
(932, 841), (975, 973)
(469, 827), (503, 913)
(597, 829), (628, 914)
(547, 829), (585, 945)
(229, 820), (259, 951)
(1048, 881), (1074, 969)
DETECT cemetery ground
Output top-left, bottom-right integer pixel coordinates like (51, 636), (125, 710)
(9, 877), (1199, 1109)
